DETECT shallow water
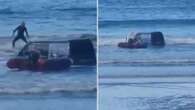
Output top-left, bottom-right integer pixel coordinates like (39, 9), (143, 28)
(99, 0), (195, 109)
(99, 0), (195, 37)
(100, 65), (195, 110)
(0, 0), (96, 36)
(0, 53), (96, 110)
(100, 80), (195, 110)
(0, 0), (97, 110)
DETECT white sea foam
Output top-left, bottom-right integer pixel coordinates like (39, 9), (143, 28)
(0, 84), (96, 95)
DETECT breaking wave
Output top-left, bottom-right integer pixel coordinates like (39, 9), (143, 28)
(0, 85), (96, 95)
(99, 35), (195, 46)
(0, 0), (96, 15)
(114, 95), (195, 110)
(99, 19), (195, 27)
(100, 59), (195, 66)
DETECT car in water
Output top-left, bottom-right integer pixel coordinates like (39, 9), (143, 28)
(118, 31), (165, 49)
(7, 38), (96, 71)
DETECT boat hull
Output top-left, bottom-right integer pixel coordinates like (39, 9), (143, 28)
(7, 58), (71, 71)
(118, 42), (147, 49)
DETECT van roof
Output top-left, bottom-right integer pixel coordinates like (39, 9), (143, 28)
(28, 38), (94, 44)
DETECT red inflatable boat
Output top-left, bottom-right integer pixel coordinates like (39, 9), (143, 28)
(118, 42), (147, 49)
(7, 58), (71, 71)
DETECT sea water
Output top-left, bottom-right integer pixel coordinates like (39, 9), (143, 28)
(99, 0), (195, 110)
(0, 0), (96, 36)
(0, 0), (96, 110)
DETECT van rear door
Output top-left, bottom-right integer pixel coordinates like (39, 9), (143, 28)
(69, 39), (96, 65)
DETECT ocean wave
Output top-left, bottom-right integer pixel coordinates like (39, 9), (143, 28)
(102, 5), (195, 10)
(166, 37), (195, 45)
(113, 95), (195, 110)
(99, 35), (195, 46)
(100, 81), (195, 86)
(0, 0), (96, 15)
(0, 85), (96, 95)
(0, 8), (27, 15)
(99, 37), (124, 46)
(100, 59), (195, 66)
(125, 6), (195, 9)
(0, 8), (14, 14)
(99, 19), (195, 27)
(52, 7), (96, 12)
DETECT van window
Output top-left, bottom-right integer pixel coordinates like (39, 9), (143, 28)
(18, 43), (49, 58)
(48, 43), (69, 59)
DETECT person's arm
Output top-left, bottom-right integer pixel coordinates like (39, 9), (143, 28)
(12, 26), (18, 36)
(24, 27), (29, 38)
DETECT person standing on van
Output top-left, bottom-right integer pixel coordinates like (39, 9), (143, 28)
(12, 21), (29, 48)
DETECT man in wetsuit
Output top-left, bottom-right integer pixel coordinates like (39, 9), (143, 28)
(12, 22), (29, 48)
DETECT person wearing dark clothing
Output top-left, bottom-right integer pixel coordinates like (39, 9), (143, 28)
(28, 50), (40, 65)
(12, 22), (29, 48)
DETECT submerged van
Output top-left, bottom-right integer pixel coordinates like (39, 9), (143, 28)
(118, 32), (165, 49)
(7, 39), (96, 71)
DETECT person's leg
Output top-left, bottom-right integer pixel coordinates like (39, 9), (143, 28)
(21, 37), (28, 44)
(12, 37), (20, 48)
